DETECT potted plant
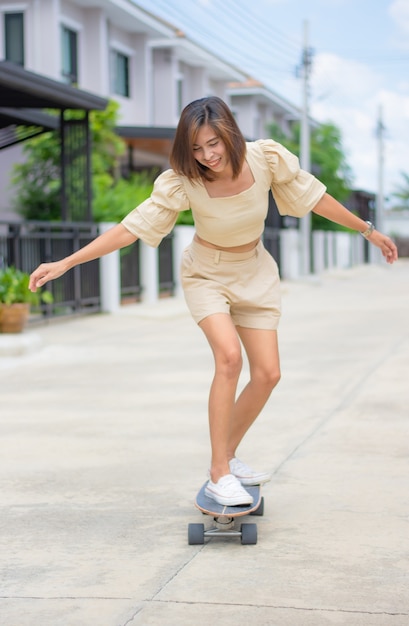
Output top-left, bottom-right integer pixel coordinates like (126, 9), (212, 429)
(0, 266), (53, 333)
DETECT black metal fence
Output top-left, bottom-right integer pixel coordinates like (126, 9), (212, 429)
(0, 220), (100, 318)
(120, 241), (141, 302)
(395, 236), (409, 257)
(119, 233), (174, 302)
(262, 192), (292, 265)
(0, 220), (175, 319)
(158, 233), (174, 295)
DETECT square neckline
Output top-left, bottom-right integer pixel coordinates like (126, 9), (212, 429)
(201, 157), (256, 200)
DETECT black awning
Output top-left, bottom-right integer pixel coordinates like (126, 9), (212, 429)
(0, 61), (108, 150)
(0, 60), (108, 219)
(0, 107), (59, 131)
(0, 60), (107, 110)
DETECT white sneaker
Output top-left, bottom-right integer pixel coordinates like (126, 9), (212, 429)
(229, 457), (271, 486)
(205, 474), (254, 506)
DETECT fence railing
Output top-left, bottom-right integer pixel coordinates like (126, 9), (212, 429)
(1, 217), (380, 324)
(263, 226), (280, 264)
(0, 220), (100, 319)
(0, 220), (174, 320)
(119, 233), (174, 303)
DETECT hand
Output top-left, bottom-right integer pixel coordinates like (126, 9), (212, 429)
(368, 230), (398, 264)
(29, 260), (69, 292)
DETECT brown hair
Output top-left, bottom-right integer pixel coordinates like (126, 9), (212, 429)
(170, 96), (246, 182)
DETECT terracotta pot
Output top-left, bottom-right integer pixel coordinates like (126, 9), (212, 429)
(0, 303), (30, 334)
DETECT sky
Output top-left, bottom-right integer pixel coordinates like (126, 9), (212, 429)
(136, 0), (409, 204)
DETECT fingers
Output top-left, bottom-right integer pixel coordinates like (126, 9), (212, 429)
(28, 271), (41, 292)
(370, 231), (398, 264)
(29, 265), (51, 292)
(29, 260), (68, 291)
(382, 238), (398, 264)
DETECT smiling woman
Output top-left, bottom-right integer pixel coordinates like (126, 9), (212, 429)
(28, 96), (398, 508)
(192, 125), (256, 198)
(171, 96), (246, 182)
(193, 128), (226, 169)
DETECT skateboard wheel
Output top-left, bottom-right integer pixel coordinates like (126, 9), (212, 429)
(188, 523), (205, 545)
(241, 523), (257, 545)
(250, 496), (264, 517)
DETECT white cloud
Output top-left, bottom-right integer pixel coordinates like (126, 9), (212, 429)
(389, 0), (409, 49)
(308, 52), (409, 195)
(312, 53), (382, 105)
(389, 0), (409, 32)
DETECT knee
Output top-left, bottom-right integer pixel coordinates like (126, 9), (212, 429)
(216, 347), (243, 380)
(255, 366), (281, 390)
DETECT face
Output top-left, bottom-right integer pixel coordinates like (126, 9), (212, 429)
(192, 124), (229, 175)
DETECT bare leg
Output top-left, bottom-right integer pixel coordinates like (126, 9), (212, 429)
(227, 327), (281, 459)
(198, 313), (243, 483)
(199, 314), (281, 483)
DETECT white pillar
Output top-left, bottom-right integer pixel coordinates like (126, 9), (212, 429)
(98, 222), (120, 313)
(172, 226), (195, 299)
(369, 244), (383, 265)
(352, 234), (365, 266)
(335, 232), (351, 269)
(140, 241), (159, 303)
(312, 230), (325, 274)
(280, 229), (300, 280)
(326, 232), (335, 269)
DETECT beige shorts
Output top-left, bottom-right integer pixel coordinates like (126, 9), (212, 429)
(181, 239), (281, 329)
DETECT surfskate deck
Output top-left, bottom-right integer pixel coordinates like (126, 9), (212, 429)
(188, 482), (264, 545)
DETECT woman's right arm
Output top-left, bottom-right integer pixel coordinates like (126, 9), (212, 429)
(29, 223), (137, 292)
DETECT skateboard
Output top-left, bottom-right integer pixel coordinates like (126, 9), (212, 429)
(188, 482), (264, 545)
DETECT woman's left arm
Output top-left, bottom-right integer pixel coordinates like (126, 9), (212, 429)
(313, 193), (398, 264)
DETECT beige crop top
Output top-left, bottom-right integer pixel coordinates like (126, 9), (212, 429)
(121, 139), (326, 248)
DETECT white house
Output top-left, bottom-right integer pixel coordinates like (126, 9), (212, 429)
(0, 0), (368, 291)
(0, 0), (316, 192)
(228, 78), (303, 140)
(0, 0), (248, 123)
(0, 0), (251, 212)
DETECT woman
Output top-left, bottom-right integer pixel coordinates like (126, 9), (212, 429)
(29, 97), (398, 506)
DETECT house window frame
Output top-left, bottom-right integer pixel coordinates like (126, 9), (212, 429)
(109, 43), (132, 98)
(111, 50), (129, 97)
(61, 22), (79, 85)
(2, 6), (26, 66)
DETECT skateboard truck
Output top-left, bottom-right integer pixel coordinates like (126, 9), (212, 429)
(188, 484), (264, 545)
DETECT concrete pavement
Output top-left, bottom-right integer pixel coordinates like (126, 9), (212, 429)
(1, 260), (408, 626)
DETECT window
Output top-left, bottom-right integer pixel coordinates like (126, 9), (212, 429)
(111, 50), (130, 97)
(4, 12), (24, 65)
(61, 26), (78, 85)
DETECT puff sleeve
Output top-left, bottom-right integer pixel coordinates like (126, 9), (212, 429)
(257, 139), (326, 217)
(121, 169), (190, 247)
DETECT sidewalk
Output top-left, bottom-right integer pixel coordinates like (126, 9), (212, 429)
(1, 261), (408, 626)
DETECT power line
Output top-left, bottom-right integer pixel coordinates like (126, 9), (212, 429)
(215, 0), (301, 55)
(149, 0), (301, 55)
(139, 0), (300, 78)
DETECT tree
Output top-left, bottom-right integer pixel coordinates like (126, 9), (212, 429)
(268, 121), (354, 230)
(11, 128), (62, 220)
(92, 171), (154, 222)
(391, 171), (409, 210)
(10, 101), (150, 222)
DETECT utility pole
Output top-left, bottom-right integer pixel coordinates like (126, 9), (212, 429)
(369, 105), (385, 264)
(376, 105), (385, 235)
(299, 20), (313, 274)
